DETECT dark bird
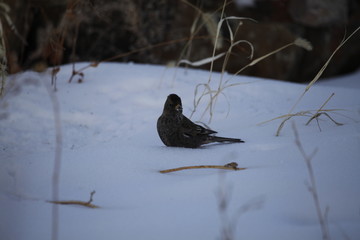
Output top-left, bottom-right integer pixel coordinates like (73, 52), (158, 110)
(157, 94), (244, 148)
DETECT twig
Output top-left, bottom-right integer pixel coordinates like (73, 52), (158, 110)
(216, 172), (264, 240)
(159, 162), (246, 173)
(44, 76), (63, 240)
(48, 191), (100, 209)
(292, 122), (330, 240)
(276, 116), (293, 137)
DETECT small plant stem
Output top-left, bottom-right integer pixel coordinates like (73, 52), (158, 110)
(293, 122), (330, 240)
(230, 41), (295, 79)
(318, 93), (334, 112)
(207, 0), (228, 84)
(45, 77), (63, 240)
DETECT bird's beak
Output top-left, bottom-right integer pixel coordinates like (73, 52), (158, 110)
(175, 104), (183, 112)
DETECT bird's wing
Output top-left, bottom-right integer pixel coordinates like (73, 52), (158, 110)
(181, 116), (217, 137)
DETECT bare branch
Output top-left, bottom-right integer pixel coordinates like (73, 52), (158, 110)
(48, 191), (100, 209)
(159, 162), (246, 173)
(292, 122), (330, 240)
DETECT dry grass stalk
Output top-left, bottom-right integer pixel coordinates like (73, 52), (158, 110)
(259, 93), (343, 136)
(44, 77), (63, 240)
(172, 0), (233, 82)
(202, 12), (223, 50)
(48, 191), (100, 209)
(159, 162), (245, 173)
(178, 52), (226, 67)
(289, 26), (360, 114)
(0, 2), (25, 97)
(191, 37), (310, 123)
(292, 122), (330, 240)
(49, 2), (77, 90)
(230, 37), (312, 80)
(50, 0), (96, 89)
(0, 17), (6, 97)
(306, 112), (343, 131)
(184, 0), (311, 123)
(217, 173), (265, 240)
(0, 2), (26, 44)
(305, 93), (343, 131)
(189, 13), (257, 122)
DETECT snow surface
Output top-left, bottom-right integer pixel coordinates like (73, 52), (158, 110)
(1, 63), (360, 240)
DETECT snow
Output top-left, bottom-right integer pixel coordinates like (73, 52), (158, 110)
(1, 62), (360, 240)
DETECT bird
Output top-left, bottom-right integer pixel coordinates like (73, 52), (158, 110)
(157, 94), (244, 148)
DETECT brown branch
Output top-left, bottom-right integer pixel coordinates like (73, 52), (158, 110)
(48, 191), (100, 209)
(48, 200), (99, 209)
(159, 162), (246, 173)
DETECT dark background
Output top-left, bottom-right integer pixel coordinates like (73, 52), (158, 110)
(3, 0), (360, 82)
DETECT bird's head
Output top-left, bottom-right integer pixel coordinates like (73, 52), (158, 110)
(163, 94), (183, 114)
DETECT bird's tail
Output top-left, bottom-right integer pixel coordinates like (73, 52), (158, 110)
(211, 136), (244, 143)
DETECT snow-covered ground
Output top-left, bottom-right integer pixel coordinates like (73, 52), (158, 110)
(1, 63), (359, 240)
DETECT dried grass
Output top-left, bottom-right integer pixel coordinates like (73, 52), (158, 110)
(289, 26), (360, 114)
(0, 2), (24, 97)
(259, 93), (344, 136)
(183, 0), (311, 123)
(260, 26), (360, 135)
